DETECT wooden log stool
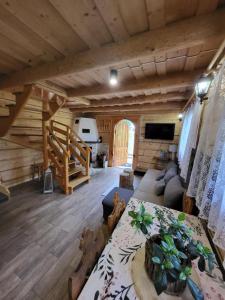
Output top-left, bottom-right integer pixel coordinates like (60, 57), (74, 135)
(124, 168), (134, 185)
(120, 169), (134, 189)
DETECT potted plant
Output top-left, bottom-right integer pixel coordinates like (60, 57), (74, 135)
(128, 204), (216, 300)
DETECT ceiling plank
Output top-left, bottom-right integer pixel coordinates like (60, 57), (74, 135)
(0, 9), (224, 89)
(0, 0), (88, 56)
(67, 69), (202, 98)
(70, 101), (185, 113)
(94, 0), (129, 42)
(49, 0), (112, 48)
(67, 92), (187, 108)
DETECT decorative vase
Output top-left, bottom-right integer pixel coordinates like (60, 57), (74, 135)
(145, 236), (186, 296)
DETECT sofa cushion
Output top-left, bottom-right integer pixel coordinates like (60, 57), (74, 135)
(133, 190), (164, 205)
(154, 179), (166, 196)
(133, 169), (164, 205)
(166, 161), (177, 171)
(156, 169), (166, 181)
(137, 169), (161, 191)
(164, 167), (177, 184)
(164, 175), (184, 210)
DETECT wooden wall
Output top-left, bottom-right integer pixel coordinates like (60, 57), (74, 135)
(96, 112), (181, 171)
(0, 91), (74, 187)
(137, 113), (181, 171)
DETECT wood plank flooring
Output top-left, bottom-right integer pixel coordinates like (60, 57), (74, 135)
(0, 167), (141, 300)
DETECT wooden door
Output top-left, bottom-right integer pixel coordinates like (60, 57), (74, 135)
(113, 121), (129, 166)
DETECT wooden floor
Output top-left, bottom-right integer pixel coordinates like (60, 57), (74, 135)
(0, 167), (141, 300)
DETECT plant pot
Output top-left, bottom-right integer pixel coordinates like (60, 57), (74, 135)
(145, 235), (186, 296)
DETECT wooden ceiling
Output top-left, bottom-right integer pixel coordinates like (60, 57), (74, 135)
(0, 0), (225, 114)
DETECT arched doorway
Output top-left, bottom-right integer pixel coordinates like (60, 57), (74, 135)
(113, 119), (135, 168)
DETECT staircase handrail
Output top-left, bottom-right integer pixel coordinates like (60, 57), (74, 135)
(51, 120), (91, 152)
(47, 126), (69, 158)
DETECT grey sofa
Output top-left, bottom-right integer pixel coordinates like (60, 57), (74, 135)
(133, 162), (184, 210)
(133, 169), (164, 205)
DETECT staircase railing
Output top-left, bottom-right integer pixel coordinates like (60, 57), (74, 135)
(44, 120), (91, 194)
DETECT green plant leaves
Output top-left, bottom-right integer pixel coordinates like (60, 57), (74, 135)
(154, 271), (167, 295)
(178, 212), (186, 222)
(143, 214), (153, 225)
(187, 278), (204, 300)
(198, 255), (206, 272)
(178, 251), (188, 260)
(179, 272), (187, 281)
(152, 243), (164, 262)
(152, 256), (161, 264)
(164, 235), (174, 247)
(129, 204), (215, 298)
(128, 211), (137, 218)
(140, 203), (145, 215)
(170, 255), (181, 271)
(128, 204), (153, 236)
(140, 223), (148, 235)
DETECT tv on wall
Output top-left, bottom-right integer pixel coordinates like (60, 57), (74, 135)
(145, 123), (175, 140)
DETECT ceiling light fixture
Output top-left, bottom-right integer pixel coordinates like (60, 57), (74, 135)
(195, 75), (213, 104)
(109, 69), (118, 86)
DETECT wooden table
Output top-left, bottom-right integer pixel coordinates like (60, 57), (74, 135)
(78, 198), (225, 300)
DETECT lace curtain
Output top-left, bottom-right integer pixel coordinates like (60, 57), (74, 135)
(187, 62), (225, 250)
(179, 100), (202, 181)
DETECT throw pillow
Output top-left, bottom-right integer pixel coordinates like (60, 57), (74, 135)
(154, 179), (166, 196)
(156, 169), (166, 181)
(164, 175), (185, 210)
(166, 161), (177, 171)
(164, 167), (177, 184)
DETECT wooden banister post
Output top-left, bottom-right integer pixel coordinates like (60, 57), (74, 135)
(86, 149), (90, 177)
(42, 93), (49, 170)
(64, 153), (69, 194)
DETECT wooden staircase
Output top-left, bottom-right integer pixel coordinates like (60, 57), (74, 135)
(45, 120), (91, 194)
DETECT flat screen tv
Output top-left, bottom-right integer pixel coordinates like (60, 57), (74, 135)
(145, 123), (175, 140)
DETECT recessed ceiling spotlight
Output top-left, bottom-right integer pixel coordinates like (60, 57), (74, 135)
(109, 69), (118, 86)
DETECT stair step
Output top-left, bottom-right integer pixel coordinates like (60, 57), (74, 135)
(68, 167), (82, 176)
(69, 159), (76, 165)
(68, 175), (90, 189)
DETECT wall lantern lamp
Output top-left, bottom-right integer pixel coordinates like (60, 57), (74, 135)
(109, 69), (118, 86)
(195, 75), (213, 104)
(178, 113), (183, 122)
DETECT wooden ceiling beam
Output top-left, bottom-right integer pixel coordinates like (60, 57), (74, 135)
(66, 92), (188, 108)
(67, 70), (202, 98)
(82, 110), (182, 116)
(0, 9), (225, 89)
(70, 101), (185, 113)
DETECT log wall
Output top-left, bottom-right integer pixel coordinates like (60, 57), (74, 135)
(137, 113), (181, 171)
(0, 91), (74, 187)
(96, 112), (181, 171)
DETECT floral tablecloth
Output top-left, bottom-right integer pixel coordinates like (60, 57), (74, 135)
(78, 198), (225, 300)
